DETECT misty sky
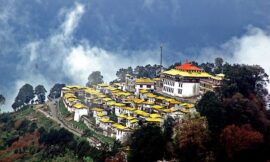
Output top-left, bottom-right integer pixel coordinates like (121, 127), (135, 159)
(1, 0), (270, 111)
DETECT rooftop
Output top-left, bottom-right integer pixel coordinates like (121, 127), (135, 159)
(175, 63), (202, 71)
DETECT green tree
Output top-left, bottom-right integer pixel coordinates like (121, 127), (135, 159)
(12, 84), (34, 111)
(199, 62), (215, 74)
(196, 92), (225, 136)
(214, 57), (224, 74)
(163, 116), (175, 160)
(35, 85), (47, 104)
(0, 94), (5, 112)
(86, 71), (104, 87)
(221, 64), (269, 98)
(48, 83), (65, 99)
(134, 64), (162, 78)
(128, 124), (165, 162)
(167, 62), (181, 70)
(116, 67), (133, 82)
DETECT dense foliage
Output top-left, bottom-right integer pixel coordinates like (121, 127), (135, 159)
(12, 84), (34, 111)
(127, 59), (270, 162)
(128, 124), (165, 162)
(86, 71), (104, 86)
(0, 94), (5, 112)
(35, 85), (47, 104)
(195, 61), (270, 162)
(48, 83), (66, 99)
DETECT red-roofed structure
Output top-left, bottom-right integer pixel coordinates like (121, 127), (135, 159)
(175, 63), (202, 71)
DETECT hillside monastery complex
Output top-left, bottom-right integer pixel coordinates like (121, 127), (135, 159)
(61, 63), (224, 142)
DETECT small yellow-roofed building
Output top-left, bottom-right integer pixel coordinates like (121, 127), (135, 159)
(134, 110), (150, 117)
(131, 98), (144, 104)
(111, 123), (131, 142)
(71, 102), (88, 122)
(103, 98), (112, 102)
(114, 103), (126, 115)
(152, 105), (164, 109)
(122, 107), (136, 116)
(135, 78), (154, 96)
(145, 117), (161, 123)
(150, 113), (161, 118)
(200, 73), (224, 94)
(98, 117), (113, 131)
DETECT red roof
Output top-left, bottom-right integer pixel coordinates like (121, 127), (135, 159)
(175, 63), (202, 71)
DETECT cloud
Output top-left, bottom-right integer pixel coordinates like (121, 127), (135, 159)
(1, 2), (159, 111)
(199, 26), (270, 90)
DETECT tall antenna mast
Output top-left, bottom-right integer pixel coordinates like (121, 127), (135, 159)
(160, 44), (163, 70)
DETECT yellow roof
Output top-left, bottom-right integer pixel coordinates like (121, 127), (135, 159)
(187, 104), (195, 108)
(103, 98), (112, 102)
(130, 119), (139, 123)
(97, 83), (109, 87)
(91, 108), (103, 112)
(66, 85), (82, 89)
(134, 110), (150, 117)
(107, 101), (117, 106)
(135, 78), (154, 84)
(211, 75), (223, 81)
(152, 105), (164, 109)
(132, 98), (144, 104)
(155, 96), (166, 100)
(97, 112), (106, 117)
(164, 98), (174, 102)
(64, 93), (76, 99)
(139, 89), (148, 93)
(145, 117), (161, 122)
(123, 107), (136, 111)
(150, 114), (161, 118)
(111, 123), (127, 130)
(116, 92), (131, 97)
(115, 103), (125, 107)
(163, 69), (212, 78)
(181, 109), (190, 113)
(153, 78), (161, 81)
(96, 94), (106, 98)
(106, 86), (117, 91)
(180, 103), (188, 107)
(117, 114), (128, 118)
(67, 98), (76, 102)
(85, 88), (98, 94)
(99, 117), (113, 123)
(73, 102), (87, 109)
(126, 116), (135, 120)
(170, 100), (181, 104)
(146, 93), (156, 98)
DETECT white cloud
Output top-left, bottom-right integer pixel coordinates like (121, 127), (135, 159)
(61, 3), (85, 37)
(199, 26), (270, 90)
(1, 2), (159, 111)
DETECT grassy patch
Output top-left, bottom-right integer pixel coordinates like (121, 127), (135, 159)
(72, 121), (114, 145)
(59, 100), (71, 117)
(72, 121), (88, 131)
(35, 111), (59, 131)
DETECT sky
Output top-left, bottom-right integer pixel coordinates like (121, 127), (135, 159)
(0, 0), (270, 111)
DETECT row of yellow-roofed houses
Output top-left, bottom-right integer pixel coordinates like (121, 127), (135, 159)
(60, 63), (224, 142)
(61, 83), (195, 142)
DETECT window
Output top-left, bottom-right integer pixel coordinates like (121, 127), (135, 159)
(147, 85), (151, 88)
(178, 89), (182, 94)
(140, 85), (143, 88)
